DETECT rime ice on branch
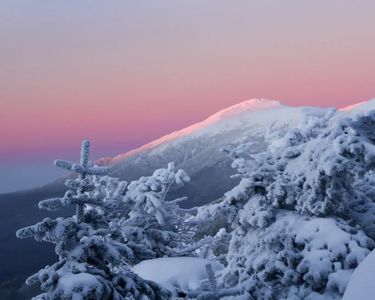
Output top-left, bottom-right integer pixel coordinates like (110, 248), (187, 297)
(16, 140), (171, 300)
(219, 112), (375, 299)
(119, 162), (193, 263)
(39, 140), (109, 222)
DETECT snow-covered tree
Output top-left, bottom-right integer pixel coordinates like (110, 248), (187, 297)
(223, 213), (373, 299)
(89, 175), (129, 221)
(188, 204), (233, 263)
(118, 163), (194, 263)
(351, 170), (375, 239)
(16, 140), (171, 300)
(211, 111), (375, 299)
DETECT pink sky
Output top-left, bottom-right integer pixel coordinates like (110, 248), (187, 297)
(1, 0), (375, 192)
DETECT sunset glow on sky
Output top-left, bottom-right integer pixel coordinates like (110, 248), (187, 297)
(1, 0), (375, 192)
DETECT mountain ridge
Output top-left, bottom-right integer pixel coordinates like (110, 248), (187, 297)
(105, 99), (281, 165)
(103, 98), (374, 167)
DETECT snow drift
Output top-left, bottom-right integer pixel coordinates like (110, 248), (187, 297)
(343, 249), (375, 300)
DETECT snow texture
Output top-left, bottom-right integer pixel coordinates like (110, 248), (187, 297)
(118, 162), (194, 264)
(343, 249), (375, 300)
(132, 257), (223, 291)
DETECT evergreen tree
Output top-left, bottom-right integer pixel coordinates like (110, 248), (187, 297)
(89, 174), (129, 221)
(16, 140), (171, 300)
(118, 163), (194, 264)
(201, 112), (375, 299)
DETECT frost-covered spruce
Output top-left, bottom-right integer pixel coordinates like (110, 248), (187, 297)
(223, 213), (373, 299)
(16, 140), (171, 300)
(89, 175), (129, 221)
(36, 140), (110, 222)
(351, 170), (375, 239)
(118, 162), (193, 263)
(218, 112), (375, 299)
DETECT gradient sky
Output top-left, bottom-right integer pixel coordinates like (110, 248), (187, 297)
(1, 0), (375, 193)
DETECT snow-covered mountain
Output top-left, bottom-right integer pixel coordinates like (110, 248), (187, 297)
(104, 98), (373, 207)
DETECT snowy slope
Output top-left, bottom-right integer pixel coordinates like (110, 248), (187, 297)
(106, 99), (334, 207)
(109, 98), (281, 163)
(132, 257), (223, 291)
(343, 249), (375, 300)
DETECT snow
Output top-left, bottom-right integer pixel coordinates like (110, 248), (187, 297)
(339, 98), (375, 113)
(107, 98), (330, 208)
(339, 101), (369, 111)
(109, 98), (375, 167)
(132, 257), (224, 291)
(343, 249), (375, 300)
(56, 273), (103, 297)
(109, 99), (282, 163)
(294, 218), (354, 259)
(203, 98), (281, 122)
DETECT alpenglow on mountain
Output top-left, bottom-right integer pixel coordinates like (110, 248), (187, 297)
(102, 98), (374, 207)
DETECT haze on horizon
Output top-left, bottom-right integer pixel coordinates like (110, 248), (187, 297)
(1, 0), (375, 193)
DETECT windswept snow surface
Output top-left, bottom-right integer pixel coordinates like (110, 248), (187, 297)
(342, 249), (375, 300)
(132, 257), (224, 291)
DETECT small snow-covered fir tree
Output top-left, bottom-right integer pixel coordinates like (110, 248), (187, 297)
(118, 163), (194, 264)
(16, 140), (171, 300)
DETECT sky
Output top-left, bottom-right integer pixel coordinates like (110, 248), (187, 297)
(1, 0), (375, 193)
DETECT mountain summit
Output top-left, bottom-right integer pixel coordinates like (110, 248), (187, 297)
(201, 98), (281, 122)
(107, 99), (281, 165)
